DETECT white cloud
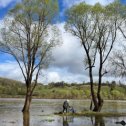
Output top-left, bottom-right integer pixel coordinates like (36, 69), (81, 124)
(0, 60), (121, 84)
(85, 0), (114, 5)
(0, 22), (124, 84)
(0, 61), (24, 81)
(63, 0), (114, 8)
(0, 60), (86, 84)
(52, 23), (85, 74)
(0, 0), (20, 8)
(47, 72), (61, 83)
(41, 67), (88, 84)
(59, 0), (114, 22)
(0, 20), (4, 27)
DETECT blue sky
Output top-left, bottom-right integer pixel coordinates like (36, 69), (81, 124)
(0, 0), (125, 84)
(122, 0), (126, 4)
(0, 0), (20, 19)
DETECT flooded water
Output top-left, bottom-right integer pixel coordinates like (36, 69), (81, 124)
(0, 98), (126, 126)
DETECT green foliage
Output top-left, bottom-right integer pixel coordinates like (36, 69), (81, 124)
(0, 77), (26, 98)
(92, 3), (105, 14)
(0, 77), (126, 100)
(105, 0), (122, 16)
(111, 90), (124, 99)
(65, 2), (92, 32)
(10, 0), (58, 21)
(70, 2), (91, 15)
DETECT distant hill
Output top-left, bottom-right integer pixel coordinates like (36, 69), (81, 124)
(0, 77), (126, 100)
(0, 77), (24, 86)
(0, 77), (25, 97)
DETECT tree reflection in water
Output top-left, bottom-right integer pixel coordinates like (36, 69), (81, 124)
(23, 111), (30, 126)
(63, 116), (69, 126)
(63, 116), (74, 126)
(62, 115), (105, 126)
(93, 116), (105, 126)
(22, 112), (105, 126)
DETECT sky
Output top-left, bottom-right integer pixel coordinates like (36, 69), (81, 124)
(0, 0), (126, 84)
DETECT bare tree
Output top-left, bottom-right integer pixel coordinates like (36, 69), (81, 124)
(0, 0), (59, 112)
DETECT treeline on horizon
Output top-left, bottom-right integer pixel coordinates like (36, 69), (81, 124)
(0, 77), (126, 100)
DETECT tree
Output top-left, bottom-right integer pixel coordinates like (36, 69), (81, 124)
(91, 2), (121, 111)
(0, 0), (59, 112)
(23, 111), (30, 126)
(110, 45), (126, 77)
(110, 1), (126, 78)
(65, 1), (121, 112)
(65, 2), (99, 112)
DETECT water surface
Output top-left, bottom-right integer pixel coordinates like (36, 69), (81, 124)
(0, 98), (126, 126)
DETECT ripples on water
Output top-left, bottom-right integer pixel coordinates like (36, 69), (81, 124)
(0, 98), (126, 126)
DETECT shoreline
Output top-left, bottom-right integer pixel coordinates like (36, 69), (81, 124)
(0, 97), (126, 102)
(55, 111), (126, 117)
(0, 97), (126, 101)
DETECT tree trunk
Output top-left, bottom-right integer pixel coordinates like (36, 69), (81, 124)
(91, 86), (98, 112)
(97, 93), (104, 112)
(23, 111), (30, 126)
(22, 87), (32, 112)
(22, 94), (32, 112)
(93, 84), (104, 112)
(97, 76), (104, 112)
(89, 67), (99, 112)
(97, 58), (104, 112)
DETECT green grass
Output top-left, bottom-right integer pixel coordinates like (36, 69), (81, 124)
(55, 111), (126, 117)
(0, 77), (126, 100)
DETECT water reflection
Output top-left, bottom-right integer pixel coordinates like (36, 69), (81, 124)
(62, 116), (105, 126)
(63, 116), (69, 126)
(93, 116), (105, 126)
(63, 116), (74, 126)
(23, 112), (30, 126)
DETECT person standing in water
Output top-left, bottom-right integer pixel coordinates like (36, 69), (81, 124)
(63, 100), (70, 113)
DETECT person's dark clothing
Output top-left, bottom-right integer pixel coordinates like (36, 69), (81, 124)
(63, 101), (69, 113)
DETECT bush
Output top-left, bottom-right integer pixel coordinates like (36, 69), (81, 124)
(111, 90), (124, 99)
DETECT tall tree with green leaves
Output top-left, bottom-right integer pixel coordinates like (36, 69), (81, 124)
(0, 0), (59, 112)
(65, 2), (99, 111)
(91, 2), (121, 111)
(65, 1), (121, 111)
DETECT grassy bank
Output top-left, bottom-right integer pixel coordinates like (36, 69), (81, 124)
(0, 77), (126, 100)
(55, 111), (126, 117)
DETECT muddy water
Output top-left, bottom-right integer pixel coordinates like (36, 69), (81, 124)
(0, 98), (126, 126)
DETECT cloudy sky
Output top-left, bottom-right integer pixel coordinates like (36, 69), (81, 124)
(0, 0), (126, 84)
